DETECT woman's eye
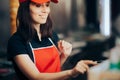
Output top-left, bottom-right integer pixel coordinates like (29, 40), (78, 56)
(46, 4), (50, 7)
(34, 3), (50, 7)
(35, 4), (41, 7)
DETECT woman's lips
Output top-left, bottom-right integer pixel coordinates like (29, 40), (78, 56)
(39, 15), (47, 19)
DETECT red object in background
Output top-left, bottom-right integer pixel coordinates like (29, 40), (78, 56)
(19, 0), (26, 3)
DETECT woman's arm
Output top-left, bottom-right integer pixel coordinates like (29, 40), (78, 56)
(14, 54), (72, 80)
(14, 54), (97, 80)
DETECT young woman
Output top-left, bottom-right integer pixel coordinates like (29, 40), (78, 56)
(7, 0), (97, 80)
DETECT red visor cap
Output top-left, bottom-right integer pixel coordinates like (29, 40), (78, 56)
(19, 0), (58, 3)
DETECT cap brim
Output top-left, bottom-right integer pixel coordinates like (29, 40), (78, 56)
(31, 0), (58, 4)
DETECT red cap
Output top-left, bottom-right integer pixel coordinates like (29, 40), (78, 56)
(19, 0), (58, 4)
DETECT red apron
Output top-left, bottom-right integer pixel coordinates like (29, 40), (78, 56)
(29, 38), (61, 72)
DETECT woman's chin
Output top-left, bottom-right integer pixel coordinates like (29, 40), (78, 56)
(40, 21), (47, 24)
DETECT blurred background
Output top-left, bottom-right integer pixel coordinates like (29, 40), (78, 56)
(0, 0), (120, 80)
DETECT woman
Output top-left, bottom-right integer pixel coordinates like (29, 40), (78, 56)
(7, 0), (97, 80)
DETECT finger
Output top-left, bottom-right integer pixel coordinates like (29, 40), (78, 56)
(79, 62), (89, 71)
(58, 40), (64, 53)
(78, 65), (86, 74)
(62, 41), (72, 49)
(83, 60), (97, 65)
(65, 45), (72, 50)
(58, 41), (60, 48)
(58, 40), (61, 47)
(65, 41), (72, 47)
(59, 40), (62, 46)
(77, 62), (87, 73)
(62, 40), (65, 46)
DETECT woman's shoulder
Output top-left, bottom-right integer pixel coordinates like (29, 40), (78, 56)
(8, 32), (24, 44)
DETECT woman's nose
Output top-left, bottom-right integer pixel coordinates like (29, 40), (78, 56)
(41, 6), (48, 13)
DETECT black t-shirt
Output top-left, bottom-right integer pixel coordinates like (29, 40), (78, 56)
(7, 31), (59, 80)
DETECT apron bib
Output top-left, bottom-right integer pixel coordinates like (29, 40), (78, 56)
(29, 38), (61, 72)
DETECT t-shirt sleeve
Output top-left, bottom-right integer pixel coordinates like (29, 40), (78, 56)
(7, 34), (28, 60)
(52, 31), (60, 46)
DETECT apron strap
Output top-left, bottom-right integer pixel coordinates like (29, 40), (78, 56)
(28, 42), (36, 63)
(48, 38), (61, 55)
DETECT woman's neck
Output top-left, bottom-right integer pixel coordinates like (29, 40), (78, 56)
(34, 24), (40, 33)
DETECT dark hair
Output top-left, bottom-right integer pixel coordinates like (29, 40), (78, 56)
(16, 1), (53, 42)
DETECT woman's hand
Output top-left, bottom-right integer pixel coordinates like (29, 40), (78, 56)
(58, 40), (72, 57)
(69, 60), (97, 77)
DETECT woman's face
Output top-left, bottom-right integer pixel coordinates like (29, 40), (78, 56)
(29, 1), (50, 25)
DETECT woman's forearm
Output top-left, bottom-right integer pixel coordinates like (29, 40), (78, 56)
(36, 70), (72, 80)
